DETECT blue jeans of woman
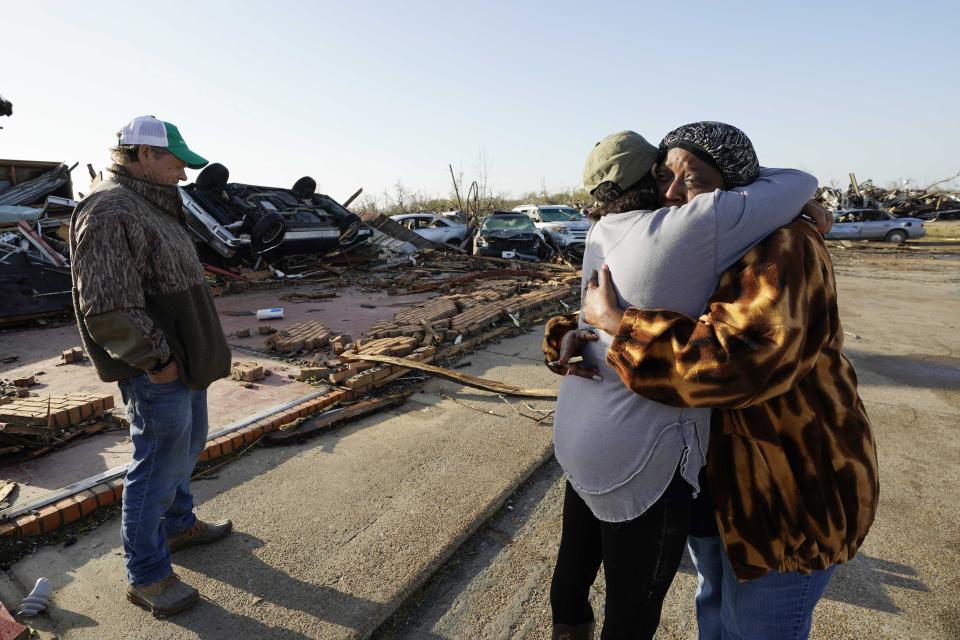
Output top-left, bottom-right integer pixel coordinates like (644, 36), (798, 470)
(687, 535), (836, 640)
(118, 375), (208, 587)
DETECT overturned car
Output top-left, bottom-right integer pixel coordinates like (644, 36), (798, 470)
(473, 211), (554, 262)
(180, 163), (370, 260)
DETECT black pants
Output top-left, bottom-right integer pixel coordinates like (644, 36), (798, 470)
(550, 471), (693, 640)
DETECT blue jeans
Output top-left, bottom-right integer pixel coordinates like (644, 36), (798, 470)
(687, 535), (836, 640)
(118, 375), (208, 587)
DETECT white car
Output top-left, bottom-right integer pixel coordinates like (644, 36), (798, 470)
(390, 213), (468, 247)
(512, 204), (590, 254)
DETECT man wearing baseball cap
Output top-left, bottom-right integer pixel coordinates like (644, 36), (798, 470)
(70, 116), (233, 615)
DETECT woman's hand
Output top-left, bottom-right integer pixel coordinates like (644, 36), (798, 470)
(547, 329), (601, 380)
(801, 200), (833, 234)
(582, 264), (624, 335)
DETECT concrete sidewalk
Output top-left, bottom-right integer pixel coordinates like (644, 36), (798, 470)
(2, 329), (559, 639)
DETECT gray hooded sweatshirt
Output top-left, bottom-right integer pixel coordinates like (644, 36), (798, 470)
(553, 168), (818, 522)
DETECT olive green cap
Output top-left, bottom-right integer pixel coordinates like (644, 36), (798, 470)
(582, 130), (659, 195)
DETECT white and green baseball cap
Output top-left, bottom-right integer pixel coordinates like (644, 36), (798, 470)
(119, 115), (208, 169)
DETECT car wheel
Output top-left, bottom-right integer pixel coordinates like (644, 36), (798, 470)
(250, 212), (285, 254)
(337, 212), (364, 244)
(292, 176), (317, 197)
(195, 163), (229, 193)
(884, 229), (908, 244)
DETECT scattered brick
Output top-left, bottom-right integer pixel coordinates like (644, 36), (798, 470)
(12, 376), (35, 388)
(61, 347), (86, 364)
(297, 367), (331, 382)
(231, 362), (265, 382)
(265, 320), (331, 353)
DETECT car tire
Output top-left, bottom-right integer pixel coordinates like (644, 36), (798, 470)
(195, 163), (229, 193)
(291, 176), (317, 197)
(337, 212), (363, 244)
(250, 212), (285, 254)
(884, 229), (908, 244)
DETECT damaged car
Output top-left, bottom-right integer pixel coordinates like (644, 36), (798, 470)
(180, 163), (370, 260)
(473, 211), (554, 261)
(512, 204), (590, 260)
(825, 208), (926, 244)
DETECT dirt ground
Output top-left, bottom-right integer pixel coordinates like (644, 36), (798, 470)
(374, 240), (960, 640)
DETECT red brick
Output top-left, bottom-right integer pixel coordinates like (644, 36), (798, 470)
(36, 505), (62, 533)
(107, 478), (125, 502)
(217, 436), (235, 456)
(0, 522), (18, 538)
(103, 395), (115, 411)
(197, 448), (211, 463)
(204, 442), (223, 461)
(74, 489), (99, 516)
(91, 483), (115, 507)
(54, 497), (82, 525)
(16, 515), (40, 537)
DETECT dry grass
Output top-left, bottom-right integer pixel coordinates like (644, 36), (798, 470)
(922, 220), (960, 239)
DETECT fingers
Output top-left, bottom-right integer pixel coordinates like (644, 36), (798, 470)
(598, 263), (613, 289)
(575, 329), (599, 342)
(588, 269), (599, 288)
(546, 362), (568, 376)
(566, 365), (602, 381)
(802, 200), (833, 235)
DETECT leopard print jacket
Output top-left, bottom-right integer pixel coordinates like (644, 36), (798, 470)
(544, 220), (879, 580)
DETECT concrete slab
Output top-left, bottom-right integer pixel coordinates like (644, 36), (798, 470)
(4, 327), (559, 639)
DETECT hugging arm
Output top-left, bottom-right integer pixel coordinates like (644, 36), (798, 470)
(711, 168), (818, 273)
(604, 225), (834, 409)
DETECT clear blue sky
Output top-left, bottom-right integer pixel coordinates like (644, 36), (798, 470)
(3, 0), (957, 203)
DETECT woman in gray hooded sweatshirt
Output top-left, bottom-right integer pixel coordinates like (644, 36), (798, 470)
(548, 124), (819, 640)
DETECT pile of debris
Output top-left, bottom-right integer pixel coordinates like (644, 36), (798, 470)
(816, 172), (960, 220)
(0, 160), (78, 327)
(0, 388), (119, 460)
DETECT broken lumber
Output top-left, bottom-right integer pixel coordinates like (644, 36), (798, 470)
(344, 354), (558, 398)
(265, 395), (405, 442)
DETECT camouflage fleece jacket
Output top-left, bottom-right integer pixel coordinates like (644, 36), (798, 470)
(544, 220), (879, 580)
(69, 168), (231, 389)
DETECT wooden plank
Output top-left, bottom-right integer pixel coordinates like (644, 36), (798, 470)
(345, 354), (557, 398)
(265, 395), (405, 442)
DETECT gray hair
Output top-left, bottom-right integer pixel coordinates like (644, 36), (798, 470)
(110, 144), (169, 166)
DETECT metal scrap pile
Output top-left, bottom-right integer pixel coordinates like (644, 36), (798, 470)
(0, 161), (78, 327)
(816, 173), (960, 220)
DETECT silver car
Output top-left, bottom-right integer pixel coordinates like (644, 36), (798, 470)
(390, 213), (468, 247)
(825, 208), (926, 244)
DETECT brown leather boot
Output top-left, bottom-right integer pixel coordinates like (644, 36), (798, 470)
(552, 622), (595, 640)
(126, 573), (199, 617)
(167, 519), (233, 553)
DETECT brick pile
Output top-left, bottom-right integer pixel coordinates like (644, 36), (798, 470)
(366, 281), (573, 343)
(265, 320), (332, 353)
(0, 393), (115, 429)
